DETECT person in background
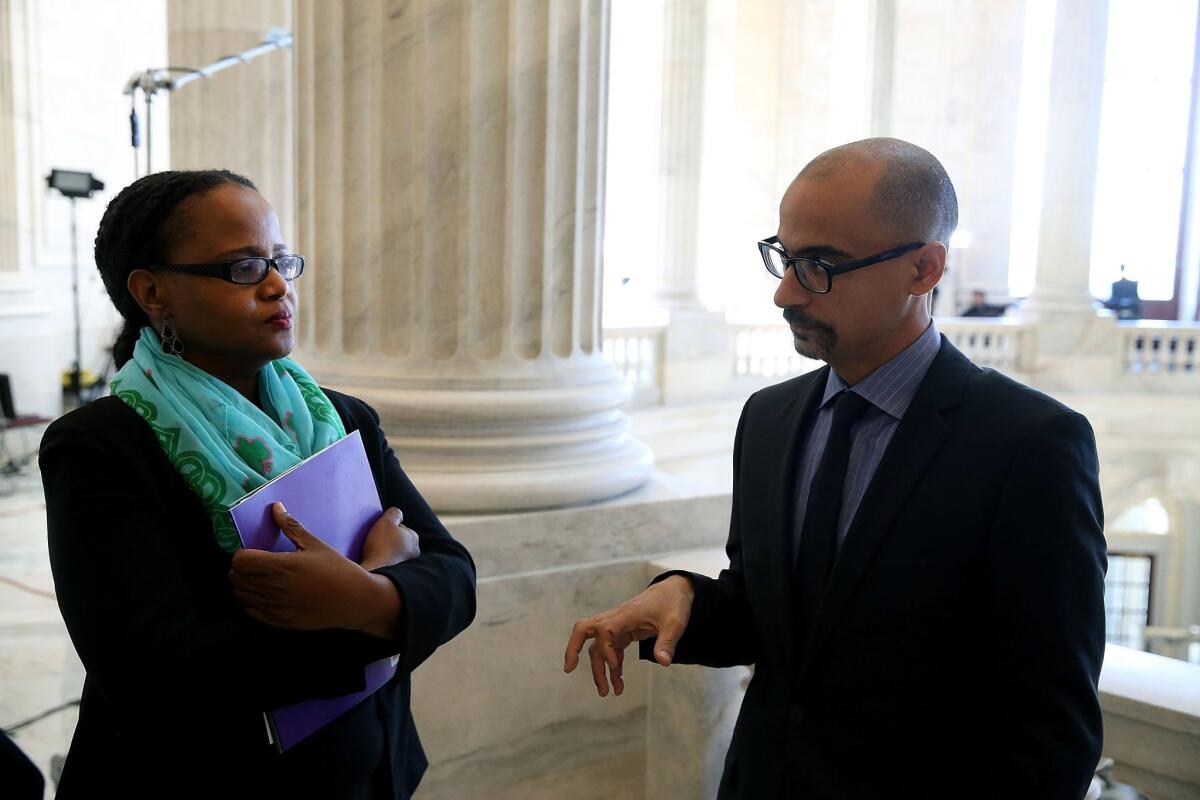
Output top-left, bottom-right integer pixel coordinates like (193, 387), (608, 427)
(1104, 265), (1141, 320)
(961, 288), (1008, 317)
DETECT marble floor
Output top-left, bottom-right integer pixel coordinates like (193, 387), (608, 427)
(0, 400), (744, 797)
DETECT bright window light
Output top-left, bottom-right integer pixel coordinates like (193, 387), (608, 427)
(949, 229), (973, 250)
(1007, 0), (1057, 298)
(1111, 496), (1171, 535)
(1088, 0), (1198, 301)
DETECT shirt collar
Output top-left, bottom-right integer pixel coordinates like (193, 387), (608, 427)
(820, 320), (942, 420)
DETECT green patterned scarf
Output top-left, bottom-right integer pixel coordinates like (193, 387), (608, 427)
(110, 326), (346, 552)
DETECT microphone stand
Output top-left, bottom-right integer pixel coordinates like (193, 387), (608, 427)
(122, 28), (294, 177)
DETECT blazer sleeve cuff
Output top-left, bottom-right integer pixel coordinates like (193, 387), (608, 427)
(637, 569), (703, 663)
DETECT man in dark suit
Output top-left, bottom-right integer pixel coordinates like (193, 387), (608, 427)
(564, 138), (1106, 799)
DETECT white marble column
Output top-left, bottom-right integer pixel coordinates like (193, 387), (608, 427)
(1167, 460), (1200, 633)
(167, 0), (294, 237)
(0, 0), (19, 272)
(0, 0), (60, 417)
(869, 0), (895, 137)
(653, 0), (733, 403)
(1023, 0), (1111, 320)
(890, 0), (1028, 308)
(292, 0), (652, 512)
(655, 0), (707, 311)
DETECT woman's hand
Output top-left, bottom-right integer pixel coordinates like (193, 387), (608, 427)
(360, 507), (421, 572)
(230, 502), (401, 638)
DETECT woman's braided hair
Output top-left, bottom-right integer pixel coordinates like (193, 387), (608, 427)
(94, 169), (257, 367)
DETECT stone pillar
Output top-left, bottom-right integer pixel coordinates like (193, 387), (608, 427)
(0, 0), (19, 273)
(655, 0), (707, 311)
(1174, 502), (1200, 632)
(869, 0), (895, 137)
(654, 0), (731, 403)
(292, 0), (652, 513)
(1010, 0), (1123, 392)
(167, 0), (294, 237)
(1022, 0), (1110, 323)
(1167, 459), (1200, 632)
(0, 0), (59, 417)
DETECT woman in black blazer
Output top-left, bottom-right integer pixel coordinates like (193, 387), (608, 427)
(40, 170), (475, 798)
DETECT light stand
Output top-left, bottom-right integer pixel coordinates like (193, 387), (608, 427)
(122, 28), (293, 177)
(46, 169), (104, 407)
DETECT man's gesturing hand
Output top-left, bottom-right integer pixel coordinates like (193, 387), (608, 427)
(563, 575), (695, 697)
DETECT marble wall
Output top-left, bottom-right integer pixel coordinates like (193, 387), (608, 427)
(644, 549), (748, 799)
(410, 490), (733, 798)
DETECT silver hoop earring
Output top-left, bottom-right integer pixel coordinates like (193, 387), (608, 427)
(160, 320), (185, 356)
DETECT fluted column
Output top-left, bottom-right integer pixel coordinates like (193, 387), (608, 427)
(650, 0), (732, 403)
(1023, 0), (1110, 320)
(167, 0), (294, 237)
(293, 0), (652, 512)
(654, 0), (707, 310)
(0, 0), (18, 272)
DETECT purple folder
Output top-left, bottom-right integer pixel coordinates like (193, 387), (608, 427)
(228, 430), (398, 753)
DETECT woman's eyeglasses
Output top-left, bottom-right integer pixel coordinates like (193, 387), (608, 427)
(145, 254), (305, 285)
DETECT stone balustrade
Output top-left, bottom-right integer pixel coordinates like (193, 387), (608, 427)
(603, 316), (1200, 407)
(729, 322), (821, 382)
(938, 316), (1037, 372)
(1117, 322), (1200, 376)
(604, 326), (666, 407)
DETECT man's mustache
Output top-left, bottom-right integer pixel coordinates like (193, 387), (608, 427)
(782, 308), (833, 331)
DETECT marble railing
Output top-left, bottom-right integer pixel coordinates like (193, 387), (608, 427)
(602, 322), (820, 407)
(603, 326), (666, 406)
(602, 316), (1200, 407)
(1098, 644), (1200, 799)
(729, 323), (818, 379)
(730, 318), (1039, 378)
(936, 316), (1036, 372)
(1117, 321), (1200, 376)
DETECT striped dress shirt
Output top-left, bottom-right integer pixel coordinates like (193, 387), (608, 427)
(793, 321), (942, 560)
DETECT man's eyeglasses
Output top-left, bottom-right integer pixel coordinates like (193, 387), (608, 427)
(146, 254), (305, 285)
(757, 237), (924, 294)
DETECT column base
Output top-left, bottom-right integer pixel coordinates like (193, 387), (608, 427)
(1020, 287), (1102, 321)
(326, 378), (655, 513)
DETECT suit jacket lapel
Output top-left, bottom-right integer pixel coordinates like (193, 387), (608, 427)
(800, 339), (972, 674)
(767, 366), (828, 675)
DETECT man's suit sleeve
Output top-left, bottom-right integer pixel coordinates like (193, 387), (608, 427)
(986, 410), (1106, 798)
(641, 398), (760, 668)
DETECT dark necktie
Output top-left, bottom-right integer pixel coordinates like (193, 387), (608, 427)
(798, 390), (872, 640)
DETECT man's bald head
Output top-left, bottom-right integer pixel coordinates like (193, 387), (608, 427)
(798, 138), (958, 244)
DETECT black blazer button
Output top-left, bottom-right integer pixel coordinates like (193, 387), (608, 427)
(788, 706), (805, 726)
